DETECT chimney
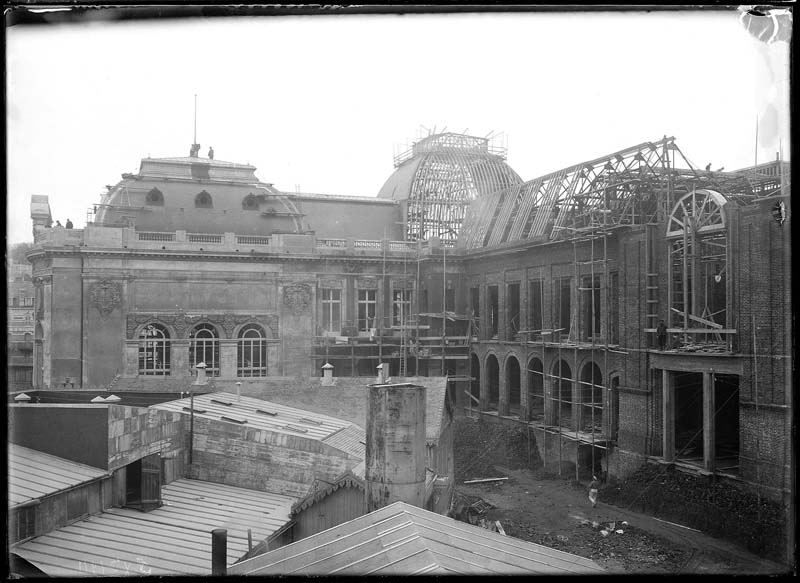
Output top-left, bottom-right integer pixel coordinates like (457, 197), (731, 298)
(194, 362), (207, 386)
(365, 382), (426, 512)
(321, 362), (335, 386)
(211, 528), (227, 576)
(376, 362), (390, 384)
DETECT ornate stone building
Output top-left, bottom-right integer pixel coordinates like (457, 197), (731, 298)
(27, 132), (792, 517)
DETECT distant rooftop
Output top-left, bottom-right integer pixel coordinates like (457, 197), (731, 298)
(137, 156), (258, 183)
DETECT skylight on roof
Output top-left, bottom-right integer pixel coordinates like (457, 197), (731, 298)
(283, 425), (308, 434)
(211, 398), (233, 406)
(183, 406), (208, 414)
(256, 409), (278, 417)
(220, 415), (247, 424)
(298, 417), (323, 426)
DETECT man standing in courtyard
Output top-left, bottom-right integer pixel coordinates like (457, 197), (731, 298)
(588, 475), (600, 508)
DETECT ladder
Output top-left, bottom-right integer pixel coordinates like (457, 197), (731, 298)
(644, 224), (659, 344)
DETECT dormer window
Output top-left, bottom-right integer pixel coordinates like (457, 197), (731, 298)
(195, 191), (213, 209)
(146, 188), (164, 206)
(242, 194), (259, 211)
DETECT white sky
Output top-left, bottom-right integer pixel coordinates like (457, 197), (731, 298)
(6, 9), (791, 245)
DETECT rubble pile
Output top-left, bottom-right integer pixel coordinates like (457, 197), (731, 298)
(454, 417), (541, 481)
(501, 518), (689, 571)
(603, 464), (785, 560)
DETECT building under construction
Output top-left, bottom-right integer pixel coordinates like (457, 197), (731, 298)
(26, 131), (792, 535)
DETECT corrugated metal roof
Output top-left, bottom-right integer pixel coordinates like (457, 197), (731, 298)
(11, 478), (295, 577)
(152, 392), (363, 444)
(229, 501), (604, 575)
(8, 444), (109, 508)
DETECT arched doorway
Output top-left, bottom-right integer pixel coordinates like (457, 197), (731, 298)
(506, 356), (521, 415)
(552, 360), (572, 428)
(528, 357), (544, 422)
(470, 354), (481, 409)
(486, 354), (500, 411)
(579, 362), (603, 433)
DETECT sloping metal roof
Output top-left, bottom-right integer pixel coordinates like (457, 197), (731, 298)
(11, 478), (295, 577)
(321, 424), (366, 458)
(152, 392), (363, 445)
(8, 444), (109, 508)
(229, 501), (604, 575)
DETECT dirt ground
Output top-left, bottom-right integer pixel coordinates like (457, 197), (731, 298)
(452, 418), (790, 575)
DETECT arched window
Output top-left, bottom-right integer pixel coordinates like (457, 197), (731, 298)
(666, 189), (729, 338)
(189, 323), (219, 376)
(242, 194), (259, 211)
(138, 323), (170, 376)
(195, 191), (213, 209)
(146, 188), (164, 206)
(238, 324), (268, 377)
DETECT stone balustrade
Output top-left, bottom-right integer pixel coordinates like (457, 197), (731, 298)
(31, 224), (450, 257)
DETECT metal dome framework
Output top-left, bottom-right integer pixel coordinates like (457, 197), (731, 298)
(395, 133), (522, 245)
(459, 136), (788, 249)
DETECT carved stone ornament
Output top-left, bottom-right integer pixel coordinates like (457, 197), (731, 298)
(393, 277), (415, 290)
(342, 263), (362, 274)
(283, 283), (312, 315)
(89, 279), (121, 317)
(357, 276), (378, 289)
(319, 276), (343, 289)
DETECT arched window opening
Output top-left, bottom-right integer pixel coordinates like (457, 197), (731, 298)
(242, 194), (259, 211)
(138, 323), (170, 376)
(579, 362), (603, 433)
(469, 354), (481, 408)
(189, 323), (219, 377)
(506, 356), (521, 415)
(528, 358), (544, 422)
(238, 324), (268, 377)
(486, 354), (500, 411)
(666, 189), (730, 349)
(195, 191), (213, 209)
(146, 188), (164, 206)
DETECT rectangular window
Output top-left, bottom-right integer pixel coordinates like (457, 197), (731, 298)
(507, 283), (520, 340)
(393, 289), (412, 327)
(321, 289), (342, 333)
(582, 275), (601, 340)
(528, 280), (543, 340)
(357, 289), (377, 332)
(488, 285), (499, 338)
(469, 287), (480, 318)
(554, 278), (571, 337)
(445, 288), (455, 312)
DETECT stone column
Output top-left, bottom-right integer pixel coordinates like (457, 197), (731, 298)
(662, 369), (675, 462)
(123, 341), (139, 377)
(219, 340), (237, 379)
(498, 362), (509, 416)
(544, 379), (556, 426)
(479, 355), (489, 412)
(172, 340), (190, 378)
(703, 372), (715, 472)
(520, 364), (530, 422)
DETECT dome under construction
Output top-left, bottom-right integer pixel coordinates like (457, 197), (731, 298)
(378, 132), (522, 245)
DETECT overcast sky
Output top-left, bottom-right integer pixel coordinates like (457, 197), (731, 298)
(6, 8), (790, 245)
